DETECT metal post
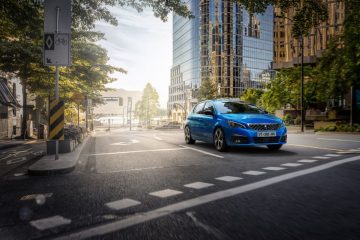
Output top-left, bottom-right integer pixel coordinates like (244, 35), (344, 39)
(55, 65), (59, 160)
(300, 37), (304, 133)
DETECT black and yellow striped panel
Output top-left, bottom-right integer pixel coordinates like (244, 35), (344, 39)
(49, 100), (64, 140)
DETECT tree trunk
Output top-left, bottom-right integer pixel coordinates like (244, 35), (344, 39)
(20, 80), (28, 139)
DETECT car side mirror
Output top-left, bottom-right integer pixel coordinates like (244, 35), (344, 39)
(204, 109), (214, 116)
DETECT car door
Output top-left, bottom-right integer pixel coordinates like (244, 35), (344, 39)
(187, 102), (205, 139)
(200, 101), (217, 142)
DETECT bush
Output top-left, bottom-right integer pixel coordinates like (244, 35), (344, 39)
(316, 123), (360, 132)
(294, 116), (301, 125)
(283, 114), (294, 125)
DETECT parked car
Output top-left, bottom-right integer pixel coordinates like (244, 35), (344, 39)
(184, 99), (287, 151)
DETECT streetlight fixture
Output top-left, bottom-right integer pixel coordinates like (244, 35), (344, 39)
(275, 14), (305, 132)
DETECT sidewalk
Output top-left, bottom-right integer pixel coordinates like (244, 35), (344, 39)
(28, 134), (91, 175)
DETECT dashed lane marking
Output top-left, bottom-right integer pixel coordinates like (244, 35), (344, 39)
(149, 189), (183, 198)
(317, 138), (360, 143)
(298, 159), (318, 163)
(20, 193), (53, 201)
(179, 145), (224, 159)
(312, 156), (330, 159)
(153, 135), (163, 141)
(286, 144), (343, 152)
(105, 198), (141, 211)
(281, 163), (303, 167)
(262, 167), (286, 171)
(184, 182), (214, 189)
(90, 147), (187, 156)
(30, 215), (71, 231)
(242, 171), (266, 176)
(337, 151), (354, 154)
(324, 154), (342, 157)
(215, 176), (242, 182)
(54, 155), (360, 240)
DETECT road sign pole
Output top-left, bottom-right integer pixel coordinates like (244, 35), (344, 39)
(55, 65), (59, 160)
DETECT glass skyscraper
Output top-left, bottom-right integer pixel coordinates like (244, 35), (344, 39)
(168, 0), (273, 118)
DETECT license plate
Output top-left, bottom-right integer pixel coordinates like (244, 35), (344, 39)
(257, 131), (276, 137)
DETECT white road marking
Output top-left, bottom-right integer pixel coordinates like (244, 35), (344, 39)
(20, 193), (53, 201)
(324, 154), (341, 157)
(298, 159), (318, 163)
(30, 215), (71, 231)
(242, 171), (266, 176)
(336, 151), (353, 154)
(54, 155), (360, 240)
(184, 182), (214, 189)
(6, 156), (27, 165)
(262, 167), (286, 171)
(215, 176), (242, 182)
(186, 211), (231, 240)
(153, 135), (163, 141)
(286, 144), (343, 151)
(317, 138), (360, 143)
(312, 156), (330, 159)
(281, 163), (303, 167)
(349, 149), (360, 152)
(105, 198), (141, 211)
(179, 145), (224, 159)
(149, 189), (183, 198)
(14, 172), (26, 177)
(91, 147), (187, 156)
(110, 140), (139, 146)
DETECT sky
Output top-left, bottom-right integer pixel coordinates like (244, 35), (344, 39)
(95, 6), (173, 108)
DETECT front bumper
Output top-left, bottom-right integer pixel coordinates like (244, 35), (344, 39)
(224, 126), (287, 147)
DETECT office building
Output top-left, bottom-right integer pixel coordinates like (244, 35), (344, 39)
(168, 0), (274, 121)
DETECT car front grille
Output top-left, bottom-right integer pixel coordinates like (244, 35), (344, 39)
(249, 123), (281, 131)
(253, 137), (278, 144)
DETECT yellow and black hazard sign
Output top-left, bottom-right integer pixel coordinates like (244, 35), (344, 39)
(49, 99), (64, 140)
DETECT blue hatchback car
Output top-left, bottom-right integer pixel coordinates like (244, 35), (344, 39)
(184, 99), (287, 151)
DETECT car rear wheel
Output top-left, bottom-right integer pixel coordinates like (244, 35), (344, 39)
(267, 144), (283, 150)
(184, 126), (195, 144)
(214, 128), (227, 152)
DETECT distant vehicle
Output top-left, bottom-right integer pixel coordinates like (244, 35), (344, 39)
(184, 99), (287, 151)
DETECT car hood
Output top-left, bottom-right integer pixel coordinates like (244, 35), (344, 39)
(220, 114), (282, 124)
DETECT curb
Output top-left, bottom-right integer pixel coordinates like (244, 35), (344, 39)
(28, 135), (90, 176)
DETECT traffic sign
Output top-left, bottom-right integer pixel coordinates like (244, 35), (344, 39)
(43, 0), (71, 66)
(44, 33), (71, 66)
(44, 0), (71, 34)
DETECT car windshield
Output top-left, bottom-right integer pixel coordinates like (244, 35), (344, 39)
(215, 101), (264, 114)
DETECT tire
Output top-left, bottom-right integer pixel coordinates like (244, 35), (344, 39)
(214, 128), (227, 152)
(184, 126), (195, 144)
(267, 144), (283, 151)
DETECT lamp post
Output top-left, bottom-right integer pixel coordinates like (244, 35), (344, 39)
(275, 15), (305, 132)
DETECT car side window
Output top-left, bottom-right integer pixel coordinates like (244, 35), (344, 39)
(203, 102), (215, 114)
(193, 102), (205, 114)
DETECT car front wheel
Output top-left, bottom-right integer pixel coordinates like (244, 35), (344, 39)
(214, 128), (227, 152)
(184, 126), (195, 144)
(267, 144), (283, 151)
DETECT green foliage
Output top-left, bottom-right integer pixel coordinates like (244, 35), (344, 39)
(135, 83), (160, 125)
(240, 88), (264, 105)
(282, 114), (294, 125)
(259, 67), (327, 113)
(316, 123), (360, 132)
(198, 77), (218, 101)
(313, 0), (360, 95)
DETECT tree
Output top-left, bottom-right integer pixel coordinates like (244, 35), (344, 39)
(240, 88), (264, 105)
(260, 67), (324, 114)
(135, 83), (160, 126)
(198, 77), (218, 101)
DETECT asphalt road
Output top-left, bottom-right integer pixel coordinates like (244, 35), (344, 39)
(0, 128), (359, 240)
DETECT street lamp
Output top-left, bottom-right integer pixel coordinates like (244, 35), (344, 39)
(275, 15), (305, 132)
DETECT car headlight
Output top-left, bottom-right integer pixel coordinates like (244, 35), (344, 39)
(228, 120), (247, 129)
